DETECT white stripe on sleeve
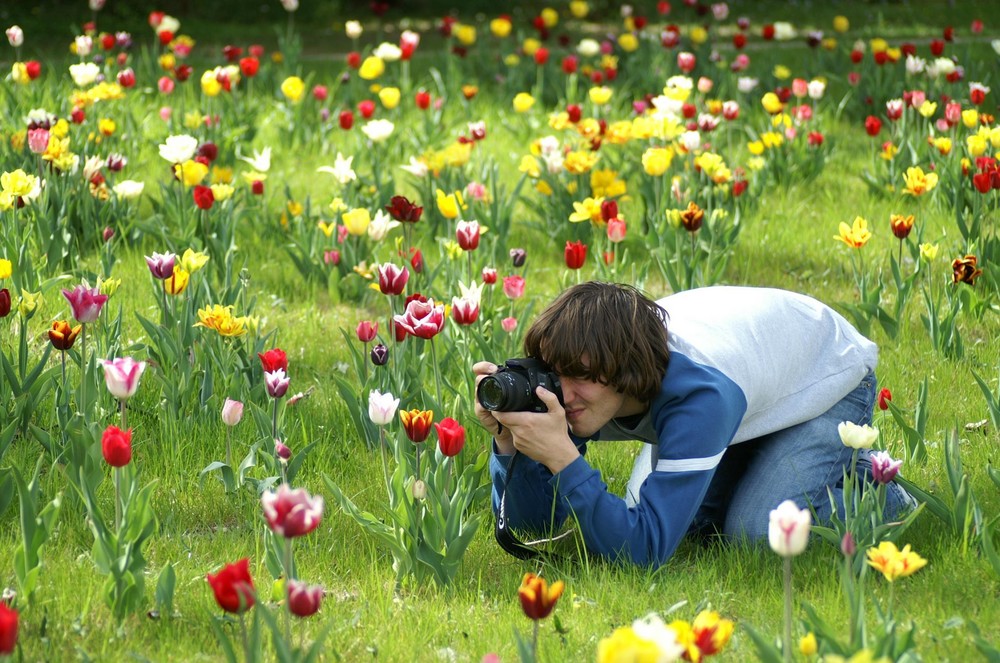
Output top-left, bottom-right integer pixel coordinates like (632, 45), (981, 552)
(654, 450), (725, 473)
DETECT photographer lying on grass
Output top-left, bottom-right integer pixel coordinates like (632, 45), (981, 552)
(473, 281), (915, 567)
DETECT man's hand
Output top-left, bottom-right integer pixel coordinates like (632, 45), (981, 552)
(473, 361), (516, 454)
(493, 386), (580, 474)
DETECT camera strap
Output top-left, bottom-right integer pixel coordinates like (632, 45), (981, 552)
(494, 452), (573, 561)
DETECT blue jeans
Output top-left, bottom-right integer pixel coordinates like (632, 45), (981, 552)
(689, 371), (916, 541)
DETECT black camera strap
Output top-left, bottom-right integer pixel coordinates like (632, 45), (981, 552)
(494, 451), (573, 561)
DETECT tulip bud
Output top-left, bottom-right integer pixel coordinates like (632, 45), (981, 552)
(370, 343), (389, 366)
(275, 440), (292, 462)
(411, 479), (427, 499)
(840, 531), (856, 556)
(356, 320), (378, 343)
(509, 248), (526, 267)
(221, 398), (244, 426)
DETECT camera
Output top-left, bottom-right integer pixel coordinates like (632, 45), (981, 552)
(477, 358), (563, 413)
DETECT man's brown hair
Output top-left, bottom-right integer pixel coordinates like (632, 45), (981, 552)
(523, 282), (670, 404)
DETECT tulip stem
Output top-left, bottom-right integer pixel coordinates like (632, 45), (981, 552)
(783, 556), (793, 663)
(532, 620), (539, 662)
(81, 323), (88, 420)
(120, 397), (127, 431)
(429, 338), (443, 413)
(239, 611), (251, 663)
(284, 536), (294, 645)
(114, 466), (122, 532)
(272, 397), (279, 445)
(225, 426), (232, 468)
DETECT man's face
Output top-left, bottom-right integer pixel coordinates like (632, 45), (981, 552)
(557, 375), (640, 437)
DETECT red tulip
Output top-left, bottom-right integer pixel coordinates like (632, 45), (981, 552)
(258, 348), (288, 373)
(534, 47), (550, 65)
(251, 180), (264, 195)
(415, 89), (431, 110)
(338, 110), (354, 130)
(451, 297), (479, 326)
(206, 558), (256, 613)
(561, 55), (578, 75)
(0, 602), (18, 655)
(456, 220), (480, 250)
(518, 573), (564, 621)
(564, 240), (587, 269)
(400, 408), (434, 443)
(239, 56), (259, 77)
(481, 267), (498, 284)
(877, 388), (892, 411)
(346, 51), (361, 68)
(864, 115), (882, 137)
(193, 185), (214, 210)
(435, 417), (466, 457)
(385, 195), (422, 222)
(101, 425), (132, 467)
(287, 580), (323, 618)
(0, 288), (10, 318)
(762, 24), (775, 40)
(502, 275), (526, 299)
(358, 99), (376, 119)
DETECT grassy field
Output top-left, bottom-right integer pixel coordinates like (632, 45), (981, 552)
(1, 1), (999, 661)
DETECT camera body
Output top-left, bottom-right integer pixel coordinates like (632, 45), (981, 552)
(477, 358), (563, 413)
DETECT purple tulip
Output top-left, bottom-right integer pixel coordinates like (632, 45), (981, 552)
(62, 284), (109, 323)
(145, 252), (177, 280)
(870, 451), (903, 485)
(264, 369), (290, 399)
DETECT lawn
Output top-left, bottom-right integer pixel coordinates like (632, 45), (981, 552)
(0, 1), (999, 661)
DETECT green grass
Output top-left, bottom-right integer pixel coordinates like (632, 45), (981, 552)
(2, 2), (1000, 662)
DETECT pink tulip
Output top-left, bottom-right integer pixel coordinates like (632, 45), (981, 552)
(27, 128), (49, 154)
(261, 484), (323, 538)
(158, 76), (174, 94)
(62, 284), (109, 323)
(393, 298), (445, 340)
(356, 320), (378, 342)
(607, 217), (627, 243)
(502, 275), (525, 299)
(501, 317), (518, 333)
(221, 398), (244, 426)
(264, 369), (290, 399)
(101, 357), (147, 400)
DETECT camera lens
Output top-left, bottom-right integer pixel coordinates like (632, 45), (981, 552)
(477, 376), (506, 410)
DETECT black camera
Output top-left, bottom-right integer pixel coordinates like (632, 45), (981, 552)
(477, 358), (563, 413)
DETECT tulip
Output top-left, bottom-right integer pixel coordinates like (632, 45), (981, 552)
(377, 263), (409, 296)
(261, 484), (324, 538)
(502, 275), (526, 299)
(400, 408), (434, 443)
(501, 317), (518, 333)
(451, 297), (479, 325)
(518, 573), (564, 621)
(482, 267), (498, 284)
(393, 299), (445, 340)
(63, 284), (108, 323)
(838, 421), (879, 449)
(691, 610), (735, 658)
(371, 343), (389, 366)
(952, 255), (983, 285)
(48, 320), (81, 349)
(386, 195), (423, 223)
(435, 417), (466, 457)
(287, 579), (323, 618)
(356, 320), (378, 343)
(275, 440), (292, 462)
(870, 451), (903, 484)
(101, 425), (132, 467)
(768, 499), (811, 557)
(0, 288), (10, 318)
(338, 110), (354, 130)
(877, 388), (892, 411)
(607, 218), (627, 243)
(564, 241), (587, 270)
(866, 541), (927, 582)
(258, 348), (288, 373)
(145, 252), (177, 279)
(368, 389), (400, 426)
(456, 220), (481, 250)
(264, 369), (290, 399)
(222, 398), (244, 426)
(0, 602), (18, 655)
(101, 357), (147, 400)
(206, 558), (256, 613)
(509, 248), (527, 267)
(193, 185), (214, 210)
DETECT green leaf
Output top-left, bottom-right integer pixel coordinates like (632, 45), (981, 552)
(155, 562), (177, 614)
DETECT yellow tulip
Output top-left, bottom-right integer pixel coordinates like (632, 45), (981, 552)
(200, 70), (222, 96)
(436, 189), (465, 219)
(642, 147), (673, 176)
(866, 541), (927, 582)
(618, 33), (638, 52)
(454, 24), (476, 46)
(833, 15), (850, 33)
(773, 64), (791, 80)
(358, 56), (385, 80)
(281, 76), (305, 103)
(210, 183), (234, 202)
(589, 86), (613, 105)
(378, 86), (401, 109)
(489, 17), (512, 38)
(690, 26), (708, 44)
(901, 167), (938, 196)
(919, 243), (939, 261)
(569, 1), (589, 18)
(522, 38), (541, 57)
(174, 160), (209, 187)
(19, 289), (44, 320)
(513, 92), (535, 113)
(761, 92), (784, 114)
(164, 266), (190, 295)
(834, 216), (872, 248)
(342, 208), (371, 235)
(568, 197), (605, 223)
(540, 8), (558, 28)
(181, 249), (210, 273)
(0, 258), (11, 279)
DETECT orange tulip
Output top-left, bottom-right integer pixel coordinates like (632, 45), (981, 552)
(49, 320), (83, 350)
(518, 573), (564, 621)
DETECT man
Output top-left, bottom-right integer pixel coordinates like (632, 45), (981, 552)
(474, 282), (913, 567)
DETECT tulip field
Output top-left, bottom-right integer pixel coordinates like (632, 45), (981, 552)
(1, 0), (1000, 660)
